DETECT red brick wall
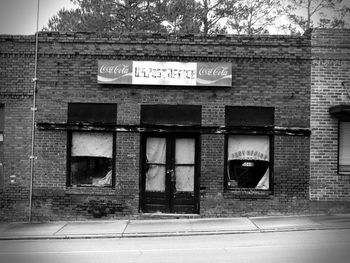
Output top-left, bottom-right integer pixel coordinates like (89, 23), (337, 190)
(1, 32), (316, 220)
(311, 29), (350, 201)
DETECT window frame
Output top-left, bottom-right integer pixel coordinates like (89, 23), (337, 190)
(66, 103), (117, 188)
(224, 106), (275, 194)
(338, 121), (350, 175)
(224, 133), (274, 193)
(67, 130), (116, 188)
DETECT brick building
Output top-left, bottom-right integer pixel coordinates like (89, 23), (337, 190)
(310, 29), (350, 209)
(0, 30), (347, 221)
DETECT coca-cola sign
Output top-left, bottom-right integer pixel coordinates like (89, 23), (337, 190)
(197, 62), (231, 86)
(98, 60), (132, 84)
(98, 60), (232, 86)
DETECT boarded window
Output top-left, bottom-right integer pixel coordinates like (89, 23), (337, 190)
(70, 132), (113, 187)
(141, 105), (201, 126)
(68, 103), (117, 124)
(225, 106), (274, 127)
(227, 135), (270, 190)
(339, 122), (350, 174)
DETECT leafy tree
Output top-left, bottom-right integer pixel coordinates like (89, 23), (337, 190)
(286, 0), (350, 32)
(161, 0), (202, 34)
(223, 0), (283, 35)
(45, 0), (167, 33)
(196, 0), (229, 35)
(45, 0), (350, 35)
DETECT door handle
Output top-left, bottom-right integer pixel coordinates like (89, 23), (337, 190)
(167, 169), (175, 182)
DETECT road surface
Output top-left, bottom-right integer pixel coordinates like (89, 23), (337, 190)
(0, 229), (349, 263)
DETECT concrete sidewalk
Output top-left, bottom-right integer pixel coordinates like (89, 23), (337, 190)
(1, 214), (350, 240)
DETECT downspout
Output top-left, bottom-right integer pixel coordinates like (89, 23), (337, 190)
(29, 0), (40, 222)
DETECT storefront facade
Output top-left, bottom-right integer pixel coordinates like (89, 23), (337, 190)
(0, 31), (318, 221)
(310, 29), (350, 210)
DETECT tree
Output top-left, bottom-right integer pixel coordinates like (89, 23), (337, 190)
(286, 0), (350, 32)
(45, 0), (167, 33)
(161, 0), (202, 34)
(223, 0), (283, 35)
(196, 0), (229, 35)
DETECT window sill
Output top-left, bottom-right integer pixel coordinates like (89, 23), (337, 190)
(66, 186), (116, 195)
(224, 188), (272, 199)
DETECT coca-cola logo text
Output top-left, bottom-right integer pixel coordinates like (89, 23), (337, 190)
(198, 66), (228, 76)
(100, 64), (130, 75)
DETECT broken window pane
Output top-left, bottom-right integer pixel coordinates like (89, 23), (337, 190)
(339, 122), (350, 174)
(227, 135), (270, 189)
(70, 132), (113, 187)
(145, 137), (166, 191)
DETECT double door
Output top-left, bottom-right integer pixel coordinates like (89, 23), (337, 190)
(141, 134), (199, 214)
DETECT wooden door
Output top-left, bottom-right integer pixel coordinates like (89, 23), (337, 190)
(141, 135), (199, 214)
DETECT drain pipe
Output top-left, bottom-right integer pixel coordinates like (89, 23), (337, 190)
(29, 0), (40, 222)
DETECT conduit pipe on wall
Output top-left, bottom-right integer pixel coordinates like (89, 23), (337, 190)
(29, 0), (40, 222)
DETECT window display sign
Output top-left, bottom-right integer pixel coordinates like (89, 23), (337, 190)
(98, 60), (232, 86)
(227, 135), (270, 190)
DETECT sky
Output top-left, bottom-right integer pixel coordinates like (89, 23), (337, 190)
(0, 0), (75, 35)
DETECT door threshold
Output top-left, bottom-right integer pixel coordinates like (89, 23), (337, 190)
(140, 212), (200, 219)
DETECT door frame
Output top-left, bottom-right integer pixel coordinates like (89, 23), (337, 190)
(139, 132), (200, 214)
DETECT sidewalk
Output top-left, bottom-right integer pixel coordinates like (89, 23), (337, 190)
(1, 214), (350, 240)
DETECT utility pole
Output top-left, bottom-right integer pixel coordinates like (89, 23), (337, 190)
(29, 0), (40, 222)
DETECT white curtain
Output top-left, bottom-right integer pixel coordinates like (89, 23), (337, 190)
(72, 132), (113, 157)
(146, 137), (166, 163)
(175, 166), (194, 192)
(228, 135), (269, 161)
(175, 138), (195, 192)
(146, 137), (166, 191)
(93, 170), (112, 186)
(175, 138), (195, 164)
(256, 168), (269, 189)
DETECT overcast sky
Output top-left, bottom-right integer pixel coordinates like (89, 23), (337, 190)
(0, 0), (75, 35)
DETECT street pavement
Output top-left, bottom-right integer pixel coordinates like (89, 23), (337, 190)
(1, 214), (350, 240)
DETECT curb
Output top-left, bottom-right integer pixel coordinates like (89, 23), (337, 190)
(1, 226), (350, 241)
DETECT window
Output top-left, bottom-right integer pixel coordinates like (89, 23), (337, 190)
(227, 135), (270, 189)
(67, 103), (117, 187)
(339, 122), (350, 174)
(0, 105), (3, 189)
(70, 132), (113, 187)
(225, 106), (274, 190)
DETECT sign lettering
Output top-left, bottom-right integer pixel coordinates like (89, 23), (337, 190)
(98, 60), (232, 86)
